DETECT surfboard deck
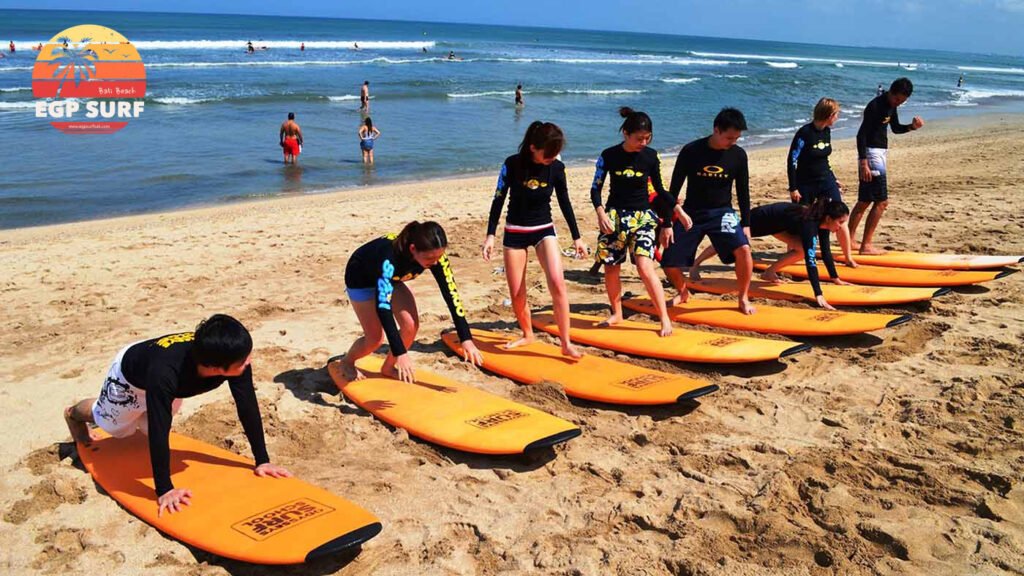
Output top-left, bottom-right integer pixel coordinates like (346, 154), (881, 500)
(441, 329), (718, 405)
(329, 356), (580, 454)
(688, 277), (949, 306)
(833, 251), (1023, 271)
(622, 297), (911, 336)
(755, 260), (1011, 287)
(531, 312), (809, 363)
(77, 432), (382, 565)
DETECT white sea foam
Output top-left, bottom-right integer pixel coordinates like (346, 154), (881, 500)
(958, 65), (1024, 75)
(151, 96), (214, 105)
(660, 77), (700, 84)
(148, 57), (439, 69)
(690, 50), (897, 68)
(447, 88), (644, 98)
(129, 40), (435, 50)
(0, 101), (36, 109)
(0, 86), (30, 92)
(766, 61), (798, 69)
(328, 95), (360, 101)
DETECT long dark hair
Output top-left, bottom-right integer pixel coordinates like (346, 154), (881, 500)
(619, 106), (653, 135)
(393, 221), (447, 256)
(363, 117), (374, 130)
(801, 197), (849, 222)
(517, 121), (564, 172)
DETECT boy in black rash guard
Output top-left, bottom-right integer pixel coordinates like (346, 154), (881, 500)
(690, 200), (852, 310)
(788, 97), (857, 268)
(591, 107), (687, 336)
(851, 77), (924, 255)
(662, 107), (756, 315)
(484, 121), (587, 358)
(63, 315), (292, 517)
(338, 221), (484, 384)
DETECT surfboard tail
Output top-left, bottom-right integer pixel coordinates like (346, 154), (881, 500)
(995, 269), (1019, 280)
(305, 522), (384, 562)
(677, 385), (721, 402)
(523, 428), (582, 452)
(885, 314), (914, 329)
(780, 343), (813, 358)
(932, 287), (953, 298)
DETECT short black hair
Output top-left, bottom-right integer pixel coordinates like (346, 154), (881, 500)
(192, 314), (253, 369)
(364, 80), (369, 85)
(890, 77), (913, 97)
(713, 107), (747, 132)
(287, 112), (295, 120)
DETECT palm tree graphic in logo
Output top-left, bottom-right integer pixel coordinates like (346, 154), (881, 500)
(50, 35), (98, 99)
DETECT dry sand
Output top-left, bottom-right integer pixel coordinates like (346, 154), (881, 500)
(1, 113), (1022, 575)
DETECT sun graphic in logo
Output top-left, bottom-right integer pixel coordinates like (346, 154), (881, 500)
(525, 179), (541, 190)
(622, 169), (636, 177)
(31, 24), (145, 134)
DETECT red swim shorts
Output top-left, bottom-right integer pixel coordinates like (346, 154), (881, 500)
(282, 137), (300, 156)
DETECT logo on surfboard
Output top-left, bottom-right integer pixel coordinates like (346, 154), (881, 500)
(232, 498), (336, 541)
(466, 409), (528, 429)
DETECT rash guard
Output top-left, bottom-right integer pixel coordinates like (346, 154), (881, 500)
(669, 136), (751, 227)
(749, 202), (839, 297)
(856, 93), (912, 159)
(787, 123), (833, 191)
(590, 144), (674, 219)
(488, 155), (581, 238)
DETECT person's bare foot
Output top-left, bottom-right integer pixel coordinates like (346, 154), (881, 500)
(858, 244), (886, 255)
(598, 313), (622, 327)
(504, 334), (536, 350)
(659, 319), (673, 337)
(689, 267), (703, 282)
(328, 360), (364, 391)
(561, 343), (584, 359)
(669, 290), (689, 307)
(760, 270), (785, 284)
(64, 406), (95, 445)
(739, 298), (756, 315)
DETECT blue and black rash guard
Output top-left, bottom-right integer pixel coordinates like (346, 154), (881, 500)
(669, 137), (752, 227)
(119, 333), (269, 497)
(749, 202), (839, 297)
(856, 93), (912, 159)
(787, 122), (833, 191)
(590, 144), (674, 219)
(488, 155), (581, 238)
(344, 236), (472, 356)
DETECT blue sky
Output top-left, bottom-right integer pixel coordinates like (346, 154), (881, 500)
(6, 0), (1024, 56)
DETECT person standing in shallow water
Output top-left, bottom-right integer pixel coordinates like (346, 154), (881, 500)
(279, 112), (302, 164)
(484, 121), (587, 358)
(360, 81), (370, 114)
(515, 84), (524, 108)
(358, 117), (380, 164)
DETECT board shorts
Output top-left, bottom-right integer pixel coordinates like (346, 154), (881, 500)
(91, 343), (182, 438)
(346, 286), (377, 302)
(858, 147), (888, 202)
(282, 136), (301, 157)
(661, 207), (750, 268)
(797, 173), (843, 205)
(595, 208), (659, 266)
(360, 138), (374, 152)
(503, 224), (555, 249)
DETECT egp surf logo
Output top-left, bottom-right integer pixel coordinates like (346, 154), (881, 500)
(31, 24), (145, 134)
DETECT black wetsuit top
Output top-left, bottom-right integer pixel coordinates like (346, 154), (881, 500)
(120, 334), (269, 497)
(345, 236), (472, 355)
(749, 202), (839, 297)
(856, 93), (912, 159)
(787, 123), (833, 191)
(590, 144), (674, 220)
(488, 155), (581, 239)
(669, 137), (752, 227)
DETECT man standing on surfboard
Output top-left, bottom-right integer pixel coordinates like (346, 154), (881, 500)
(849, 77), (924, 255)
(660, 108), (757, 315)
(64, 314), (291, 516)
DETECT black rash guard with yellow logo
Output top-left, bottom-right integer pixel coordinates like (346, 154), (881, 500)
(669, 136), (751, 227)
(487, 154), (581, 238)
(590, 144), (674, 218)
(119, 333), (269, 497)
(856, 93), (912, 159)
(344, 236), (472, 356)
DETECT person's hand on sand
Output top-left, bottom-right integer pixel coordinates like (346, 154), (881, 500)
(157, 488), (192, 517)
(815, 295), (836, 311)
(461, 340), (484, 367)
(571, 238), (588, 259)
(911, 116), (924, 130)
(790, 190), (801, 203)
(394, 354), (416, 383)
(254, 463), (292, 479)
(482, 235), (495, 261)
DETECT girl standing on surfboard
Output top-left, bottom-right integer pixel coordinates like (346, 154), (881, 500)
(689, 198), (852, 310)
(483, 121), (588, 358)
(591, 107), (688, 336)
(338, 221), (484, 384)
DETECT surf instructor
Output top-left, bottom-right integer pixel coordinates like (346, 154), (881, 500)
(64, 314), (291, 517)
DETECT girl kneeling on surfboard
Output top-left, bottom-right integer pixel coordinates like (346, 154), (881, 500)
(63, 314), (292, 517)
(338, 221), (484, 384)
(690, 198), (852, 310)
(483, 121), (588, 358)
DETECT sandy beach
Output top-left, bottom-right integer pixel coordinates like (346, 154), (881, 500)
(1, 112), (1022, 575)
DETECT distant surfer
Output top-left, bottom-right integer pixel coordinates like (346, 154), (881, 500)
(660, 108), (756, 315)
(957, 74), (964, 88)
(246, 40), (254, 54)
(484, 121), (587, 358)
(876, 83), (884, 96)
(591, 107), (685, 336)
(279, 112), (303, 164)
(8, 40), (14, 53)
(360, 80), (370, 113)
(63, 315), (293, 517)
(354, 42), (360, 51)
(300, 42), (305, 51)
(515, 84), (524, 107)
(358, 117), (380, 164)
(850, 77), (923, 255)
(335, 221), (484, 384)
(689, 199), (852, 310)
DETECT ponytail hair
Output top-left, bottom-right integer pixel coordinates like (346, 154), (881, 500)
(618, 106), (653, 135)
(801, 197), (849, 222)
(364, 117), (374, 130)
(393, 221), (448, 256)
(517, 121), (564, 171)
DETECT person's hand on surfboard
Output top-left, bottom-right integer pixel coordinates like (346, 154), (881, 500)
(254, 462), (292, 479)
(815, 295), (837, 311)
(157, 487), (193, 517)
(394, 354), (416, 383)
(482, 235), (496, 261)
(460, 339), (484, 367)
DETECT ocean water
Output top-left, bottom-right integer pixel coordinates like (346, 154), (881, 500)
(2, 9), (1023, 229)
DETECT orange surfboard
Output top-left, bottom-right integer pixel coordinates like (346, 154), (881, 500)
(329, 356), (580, 454)
(77, 432), (382, 565)
(531, 312), (809, 363)
(755, 260), (1013, 287)
(688, 277), (949, 306)
(622, 297), (911, 336)
(832, 251), (1022, 271)
(441, 329), (718, 405)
